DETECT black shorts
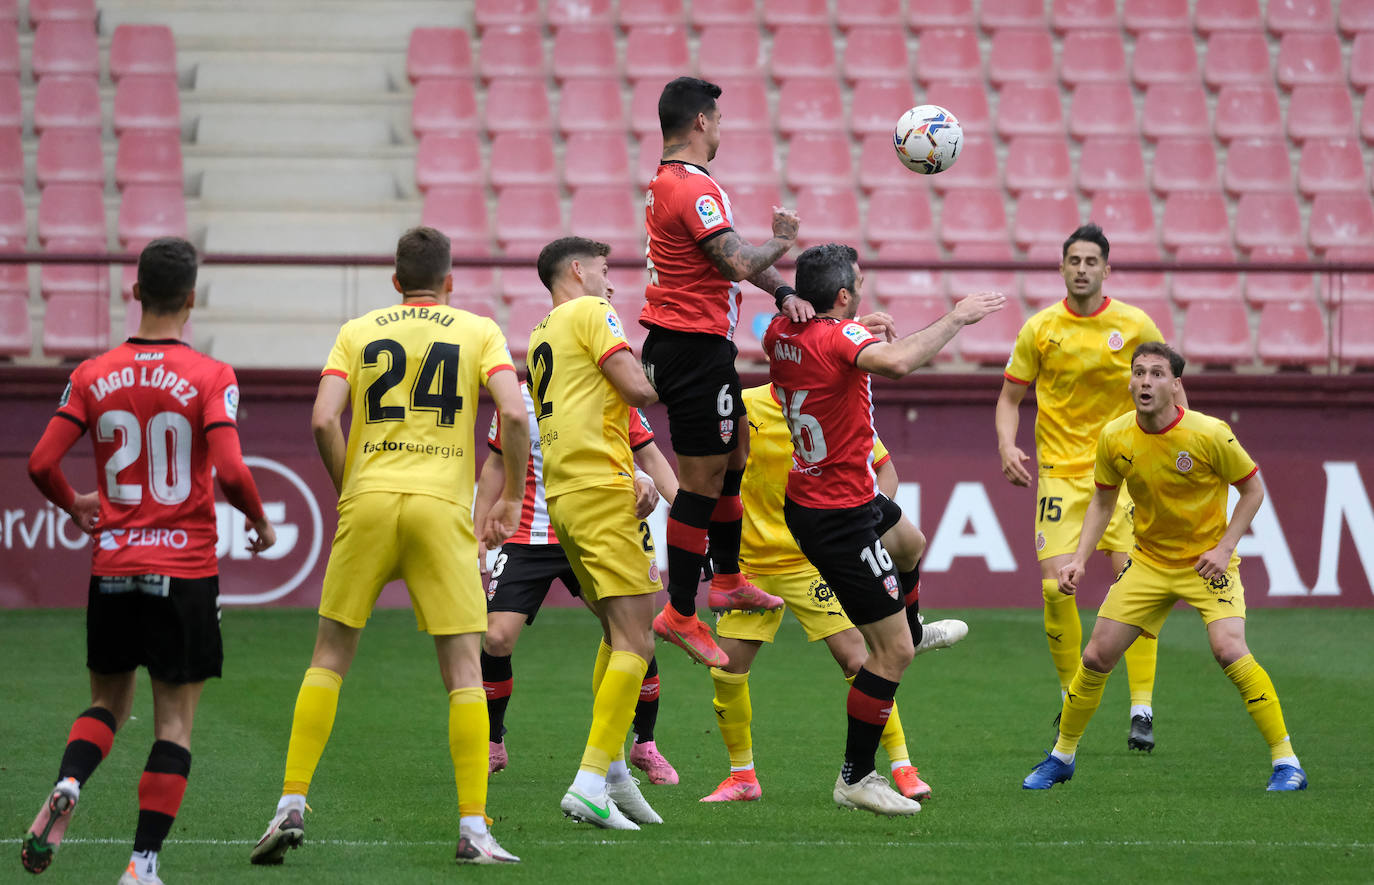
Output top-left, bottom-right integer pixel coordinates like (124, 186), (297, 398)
(486, 543), (581, 624)
(641, 326), (746, 457)
(783, 495), (906, 627)
(87, 574), (223, 684)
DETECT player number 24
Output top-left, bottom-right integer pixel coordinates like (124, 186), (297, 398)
(363, 339), (463, 426)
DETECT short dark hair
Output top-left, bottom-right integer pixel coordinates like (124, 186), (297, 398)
(137, 237), (198, 315)
(536, 236), (611, 291)
(1132, 341), (1185, 377)
(1063, 223), (1110, 262)
(395, 226), (451, 292)
(658, 76), (722, 138)
(794, 243), (859, 312)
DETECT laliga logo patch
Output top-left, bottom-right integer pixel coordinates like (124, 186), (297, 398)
(695, 195), (724, 229)
(719, 418), (734, 443)
(1176, 450), (1194, 473)
(1035, 531), (1047, 552)
(842, 322), (873, 345)
(1107, 330), (1125, 351)
(224, 385), (240, 421)
(606, 310), (625, 339)
(883, 574), (900, 600)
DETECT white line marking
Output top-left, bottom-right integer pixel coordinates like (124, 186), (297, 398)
(64, 837), (1372, 850)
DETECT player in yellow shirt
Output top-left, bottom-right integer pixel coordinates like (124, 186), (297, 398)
(250, 227), (531, 865)
(995, 223), (1176, 751)
(701, 381), (968, 804)
(1022, 342), (1306, 792)
(525, 237), (666, 831)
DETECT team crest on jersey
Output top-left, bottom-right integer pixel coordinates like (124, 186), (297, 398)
(719, 419), (734, 443)
(606, 310), (625, 339)
(1176, 451), (1194, 473)
(842, 322), (874, 346)
(224, 385), (240, 420)
(1035, 531), (1047, 552)
(695, 195), (724, 229)
(649, 563), (660, 583)
(883, 574), (900, 600)
(1107, 330), (1125, 351)
(57, 381), (71, 407)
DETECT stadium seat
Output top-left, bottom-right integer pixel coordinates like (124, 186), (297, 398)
(0, 21), (19, 77)
(691, 0), (759, 28)
(902, 0), (972, 30)
(629, 79), (662, 134)
(979, 0), (1047, 30)
(118, 185), (187, 246)
(957, 293), (1026, 365)
(1224, 138), (1295, 193)
(495, 186), (563, 255)
(0, 288), (30, 356)
(43, 291), (109, 359)
(1203, 32), (1274, 88)
(0, 75), (18, 128)
(36, 128), (103, 186)
(569, 186), (643, 256)
(117, 131), (182, 190)
(762, 0), (830, 29)
(1354, 34), (1374, 93)
(411, 79), (479, 136)
(1128, 295), (1177, 341)
(1020, 243), (1064, 307)
(1160, 192), (1231, 252)
(0, 233), (24, 292)
(563, 132), (633, 189)
(479, 26), (546, 80)
(548, 0), (613, 28)
(871, 243), (944, 307)
(1003, 136), (1073, 194)
(1319, 246), (1374, 303)
(38, 184), (105, 244)
(938, 187), (1009, 247)
(40, 236), (107, 297)
(1287, 85), (1356, 141)
(1089, 189), (1157, 245)
(988, 28), (1057, 87)
(552, 25), (619, 81)
(112, 76), (180, 134)
(405, 28), (472, 82)
(1108, 242), (1169, 300)
(784, 133), (854, 190)
(851, 79), (918, 135)
(1310, 193), (1374, 251)
(1150, 137), (1220, 194)
(414, 133), (483, 191)
(483, 78), (551, 133)
(0, 129), (19, 184)
(914, 28), (982, 84)
(1340, 0), (1374, 34)
(774, 77), (845, 136)
(488, 132), (558, 190)
(1234, 191), (1305, 251)
(613, 289), (650, 355)
(707, 76), (772, 132)
(1058, 30), (1128, 86)
(725, 184), (784, 243)
(864, 183), (935, 249)
(473, 0), (540, 31)
(857, 132), (912, 192)
(1141, 84), (1210, 139)
(697, 26), (764, 80)
(445, 261), (500, 308)
(771, 25), (838, 81)
(1078, 137), (1148, 192)
(1256, 299), (1328, 367)
(1180, 299), (1254, 366)
(29, 0), (96, 23)
(558, 77), (627, 135)
(1298, 139), (1368, 195)
(1132, 30), (1200, 87)
(1335, 302), (1374, 367)
(32, 20), (99, 78)
(500, 294), (550, 349)
(733, 292), (775, 363)
(1013, 190), (1080, 249)
(1364, 91), (1374, 144)
(0, 183), (24, 238)
(625, 26), (692, 84)
(1051, 0), (1119, 31)
(619, 0), (687, 29)
(1172, 245), (1244, 304)
(35, 76), (101, 131)
(1213, 85), (1282, 142)
(924, 79), (994, 137)
(843, 27), (911, 82)
(1193, 0), (1264, 32)
(995, 82), (1066, 138)
(794, 186), (862, 248)
(1122, 0), (1192, 33)
(946, 241), (1017, 302)
(635, 133), (662, 186)
(929, 135), (999, 191)
(1276, 33), (1345, 89)
(421, 185), (491, 246)
(1069, 83), (1138, 139)
(1244, 245), (1316, 304)
(109, 24), (176, 81)
(709, 131), (781, 188)
(1267, 0), (1335, 33)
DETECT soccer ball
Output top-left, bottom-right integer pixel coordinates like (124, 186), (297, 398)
(893, 105), (963, 175)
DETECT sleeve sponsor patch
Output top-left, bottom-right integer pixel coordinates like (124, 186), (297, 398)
(606, 309), (625, 339)
(842, 322), (875, 346)
(224, 384), (240, 421)
(695, 195), (725, 229)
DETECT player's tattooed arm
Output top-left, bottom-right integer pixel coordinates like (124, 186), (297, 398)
(699, 206), (799, 282)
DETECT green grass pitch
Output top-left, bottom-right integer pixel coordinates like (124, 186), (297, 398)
(3, 607), (1371, 883)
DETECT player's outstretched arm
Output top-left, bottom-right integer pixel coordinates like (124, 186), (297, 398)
(483, 368), (530, 548)
(473, 451), (506, 538)
(1059, 485), (1120, 593)
(28, 415), (97, 532)
(995, 379), (1033, 487)
(700, 206), (799, 283)
(601, 349), (657, 408)
(208, 425), (276, 553)
(857, 291), (1007, 379)
(1195, 472), (1263, 580)
(311, 374), (351, 496)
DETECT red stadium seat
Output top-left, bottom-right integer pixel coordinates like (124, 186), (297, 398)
(857, 132), (911, 192)
(1180, 299), (1254, 365)
(1224, 138), (1295, 193)
(444, 262), (499, 308)
(43, 291), (109, 359)
(1340, 0), (1374, 34)
(1013, 190), (1080, 249)
(995, 82), (1066, 138)
(421, 185), (491, 246)
(871, 243), (944, 307)
(938, 187), (1009, 247)
(1004, 135), (1073, 194)
(902, 0), (973, 30)
(112, 76), (180, 134)
(114, 131), (179, 190)
(625, 26), (692, 84)
(1052, 0), (1119, 31)
(118, 185), (186, 246)
(488, 132), (558, 190)
(570, 186), (642, 255)
(474, 0), (540, 31)
(709, 131), (781, 189)
(1277, 34), (1345, 89)
(548, 0), (613, 28)
(1213, 85), (1282, 142)
(1267, 0), (1335, 33)
(988, 28), (1057, 87)
(1090, 189), (1157, 245)
(1319, 246), (1374, 303)
(414, 133), (483, 191)
(1364, 91), (1374, 143)
(1109, 242), (1169, 300)
(1203, 32), (1273, 88)
(552, 25), (618, 81)
(1257, 299), (1328, 367)
(629, 79), (664, 135)
(851, 79), (918, 136)
(1354, 34), (1374, 92)
(110, 24), (176, 80)
(929, 135), (999, 191)
(697, 26), (764, 80)
(1132, 31), (1200, 87)
(563, 132), (633, 189)
(619, 0), (687, 29)
(691, 0), (759, 28)
(1078, 137), (1148, 193)
(1161, 191), (1232, 252)
(924, 79), (994, 137)
(0, 183), (25, 238)
(957, 291), (1026, 365)
(1298, 139), (1368, 195)
(1310, 193), (1374, 251)
(1020, 243), (1064, 307)
(1194, 0), (1263, 32)
(0, 129), (19, 184)
(635, 133), (662, 187)
(1335, 302), (1374, 366)
(774, 77), (845, 136)
(725, 183), (784, 243)
(771, 25), (838, 81)
(762, 0), (830, 29)
(784, 132), (854, 190)
(1123, 0), (1192, 33)
(483, 78), (551, 133)
(29, 0), (96, 23)
(1172, 245), (1244, 304)
(1127, 295), (1177, 341)
(842, 28), (911, 82)
(0, 21), (19, 77)
(1287, 85), (1356, 141)
(794, 186), (862, 248)
(1059, 30), (1128, 86)
(979, 0), (1046, 30)
(1141, 84), (1210, 139)
(734, 291), (776, 363)
(864, 183), (935, 249)
(0, 75), (18, 128)
(32, 21), (98, 78)
(38, 184), (105, 244)
(1150, 136), (1220, 194)
(946, 242), (1017, 303)
(0, 289), (30, 356)
(558, 77), (626, 135)
(1069, 83), (1138, 139)
(411, 79), (479, 137)
(0, 235), (24, 296)
(914, 28), (982, 84)
(710, 76), (773, 133)
(1234, 191), (1304, 251)
(405, 28), (472, 82)
(479, 26), (546, 80)
(1244, 245), (1316, 304)
(36, 128), (103, 186)
(35, 76), (100, 131)
(495, 186), (563, 255)
(40, 236), (106, 297)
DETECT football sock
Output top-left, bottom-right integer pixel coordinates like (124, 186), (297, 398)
(1053, 664), (1110, 760)
(1123, 634), (1158, 710)
(57, 706), (116, 786)
(900, 567), (922, 643)
(607, 759), (632, 784)
(665, 491), (714, 616)
(707, 470), (745, 576)
(448, 687), (488, 819)
(847, 673), (911, 766)
(1223, 653), (1295, 764)
(1042, 579), (1083, 693)
(579, 651), (648, 777)
(843, 667), (898, 785)
(480, 650), (513, 744)
(133, 740), (190, 853)
(632, 655), (661, 744)
(590, 640), (627, 765)
(709, 667), (754, 769)
(282, 666), (342, 797)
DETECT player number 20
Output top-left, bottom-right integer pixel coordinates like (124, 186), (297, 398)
(96, 410), (193, 506)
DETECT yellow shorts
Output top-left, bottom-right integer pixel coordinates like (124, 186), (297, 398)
(319, 491), (484, 635)
(716, 567), (854, 643)
(1035, 474), (1134, 560)
(547, 484), (662, 604)
(1097, 553), (1246, 639)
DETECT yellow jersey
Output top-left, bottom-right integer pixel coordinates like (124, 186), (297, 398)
(1094, 407), (1258, 569)
(1005, 297), (1164, 477)
(739, 383), (891, 574)
(322, 300), (515, 506)
(526, 296), (636, 499)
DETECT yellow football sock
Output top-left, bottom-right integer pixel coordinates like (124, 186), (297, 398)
(1123, 634), (1158, 708)
(1042, 579), (1082, 693)
(589, 640), (622, 762)
(1224, 653), (1294, 764)
(448, 687), (488, 818)
(845, 674), (910, 765)
(1053, 664), (1109, 757)
(282, 667), (342, 797)
(710, 667), (754, 769)
(579, 651), (647, 776)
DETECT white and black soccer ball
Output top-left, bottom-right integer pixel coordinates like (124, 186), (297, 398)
(893, 104), (963, 175)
